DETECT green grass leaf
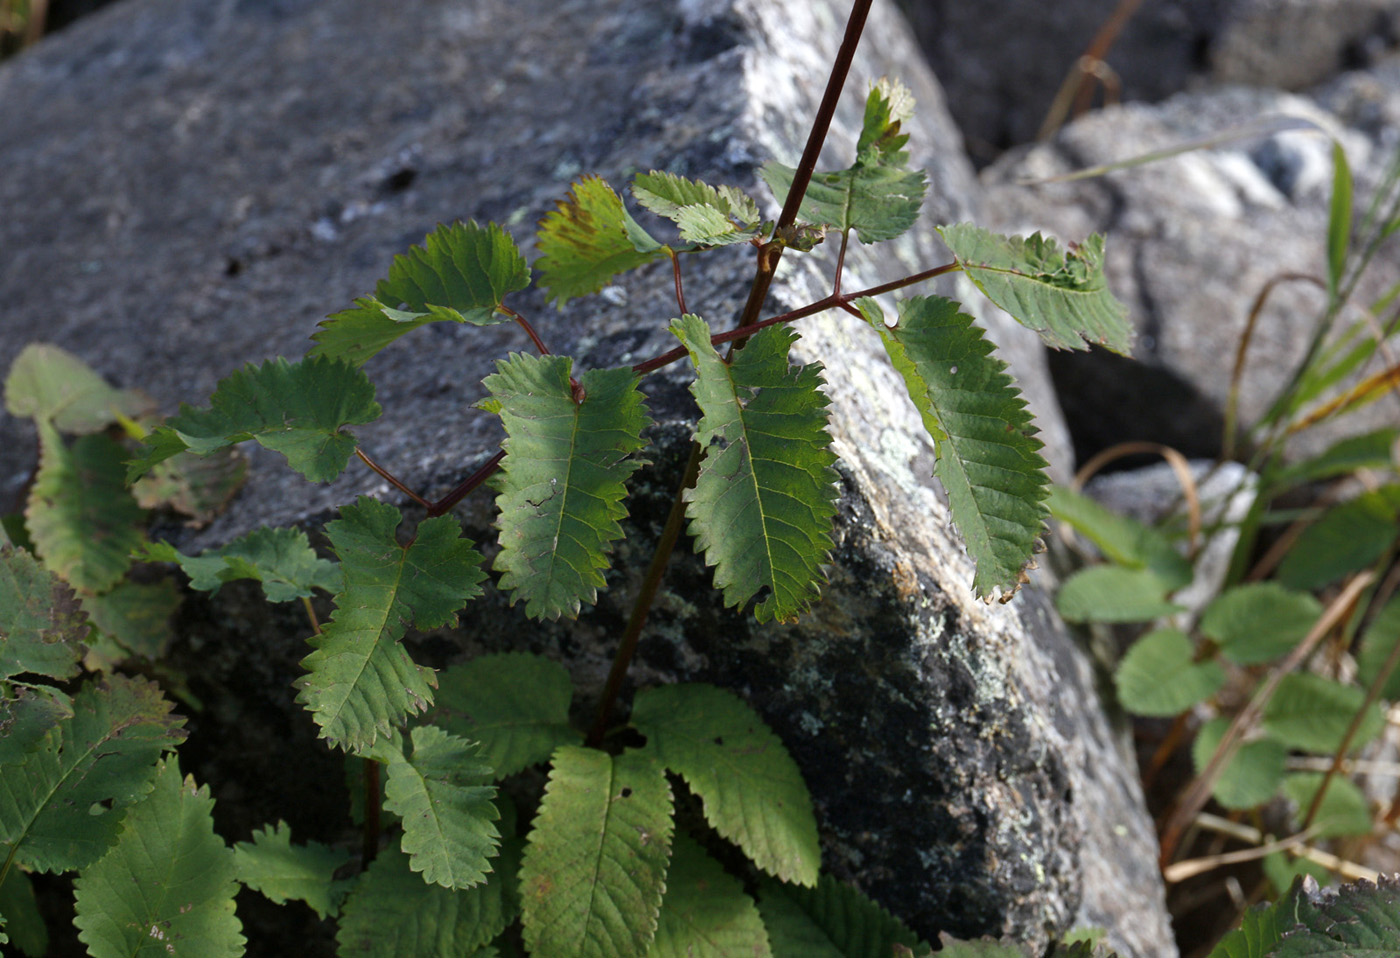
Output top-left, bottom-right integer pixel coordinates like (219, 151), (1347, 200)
(81, 579), (180, 660)
(757, 873), (927, 958)
(1045, 484), (1192, 588)
(869, 296), (1049, 596)
(760, 80), (927, 245)
(1272, 427), (1400, 490)
(336, 843), (520, 958)
(1192, 718), (1287, 811)
(632, 683), (819, 886)
(233, 820), (352, 919)
(536, 176), (669, 306)
(631, 172), (763, 247)
(520, 746), (674, 958)
(1055, 565), (1185, 623)
(385, 725), (499, 889)
(311, 220), (530, 365)
(482, 355), (650, 620)
(1263, 673), (1386, 754)
(647, 831), (772, 958)
(128, 356), (381, 483)
(0, 676), (185, 873)
(1114, 629), (1225, 717)
(73, 756), (244, 958)
(1327, 140), (1353, 299)
(0, 546), (86, 681)
(27, 424), (144, 593)
(937, 224), (1133, 355)
(4, 343), (152, 434)
(140, 526), (341, 602)
(425, 652), (581, 779)
(1199, 583), (1323, 665)
(1270, 875), (1400, 957)
(671, 315), (838, 623)
(1276, 486), (1400, 590)
(295, 497), (486, 752)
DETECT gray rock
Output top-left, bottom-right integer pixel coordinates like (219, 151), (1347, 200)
(896, 0), (1400, 160)
(0, 0), (1170, 954)
(981, 83), (1399, 466)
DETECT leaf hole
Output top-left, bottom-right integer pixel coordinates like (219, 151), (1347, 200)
(713, 736), (725, 746)
(620, 787), (633, 798)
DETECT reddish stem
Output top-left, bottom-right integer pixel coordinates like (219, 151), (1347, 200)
(500, 305), (550, 355)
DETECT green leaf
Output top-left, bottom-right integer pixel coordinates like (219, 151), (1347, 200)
(1055, 565), (1184, 623)
(1327, 141), (1353, 299)
(81, 579), (181, 660)
(1271, 876), (1400, 957)
(1113, 629), (1225, 717)
(759, 80), (927, 244)
(757, 873), (927, 958)
(671, 315), (838, 623)
(233, 820), (352, 919)
(385, 725), (499, 889)
(0, 868), (47, 957)
(140, 526), (341, 602)
(937, 224), (1133, 355)
(1207, 876), (1318, 958)
(646, 831), (771, 958)
(27, 423), (144, 593)
(130, 446), (248, 524)
(1357, 596), (1400, 700)
(128, 356), (381, 483)
(73, 756), (243, 958)
(4, 343), (152, 434)
(336, 843), (520, 958)
(1263, 673), (1385, 754)
(1282, 773), (1372, 839)
(930, 937), (1028, 958)
(0, 546), (86, 681)
(535, 176), (669, 306)
(1263, 853), (1332, 896)
(632, 683), (818, 886)
(631, 172), (762, 247)
(481, 355), (650, 620)
(520, 746), (674, 958)
(1045, 484), (1192, 588)
(0, 688), (74, 764)
(425, 652), (581, 779)
(1200, 583), (1324, 665)
(868, 296), (1049, 596)
(311, 220), (531, 365)
(1276, 487), (1400, 590)
(295, 497), (486, 752)
(0, 675), (184, 873)
(1272, 428), (1399, 490)
(1191, 718), (1287, 811)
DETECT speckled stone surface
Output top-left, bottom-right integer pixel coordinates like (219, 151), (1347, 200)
(0, 0), (1170, 954)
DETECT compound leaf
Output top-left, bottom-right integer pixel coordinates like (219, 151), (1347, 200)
(129, 446), (248, 525)
(671, 315), (838, 623)
(536, 176), (669, 306)
(73, 756), (243, 958)
(937, 224), (1133, 355)
(1200, 583), (1323, 665)
(1192, 718), (1287, 811)
(140, 526), (340, 603)
(81, 579), (180, 661)
(1263, 673), (1385, 754)
(757, 873), (927, 958)
(1056, 565), (1184, 623)
(647, 831), (771, 958)
(295, 497), (486, 752)
(336, 843), (520, 958)
(1272, 876), (1400, 957)
(0, 546), (86, 681)
(1276, 486), (1400, 591)
(0, 675), (184, 874)
(632, 683), (818, 886)
(384, 725), (499, 889)
(481, 355), (650, 620)
(311, 220), (530, 366)
(27, 423), (144, 593)
(128, 356), (381, 483)
(867, 296), (1048, 596)
(425, 652), (581, 779)
(1208, 876), (1319, 958)
(0, 688), (74, 765)
(760, 79), (926, 244)
(1282, 773), (1372, 839)
(4, 343), (152, 434)
(1044, 484), (1192, 588)
(632, 172), (762, 247)
(520, 746), (674, 958)
(1114, 629), (1225, 717)
(233, 820), (352, 919)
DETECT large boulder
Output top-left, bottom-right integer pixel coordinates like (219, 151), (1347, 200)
(0, 0), (1170, 954)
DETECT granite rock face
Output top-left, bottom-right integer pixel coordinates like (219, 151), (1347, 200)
(0, 0), (1170, 955)
(897, 0), (1400, 160)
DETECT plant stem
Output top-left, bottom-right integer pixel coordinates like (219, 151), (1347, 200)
(428, 450), (506, 517)
(586, 443), (703, 748)
(669, 250), (689, 315)
(356, 448), (432, 511)
(500, 305), (551, 356)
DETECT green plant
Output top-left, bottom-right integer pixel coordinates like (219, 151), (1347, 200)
(0, 2), (1153, 956)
